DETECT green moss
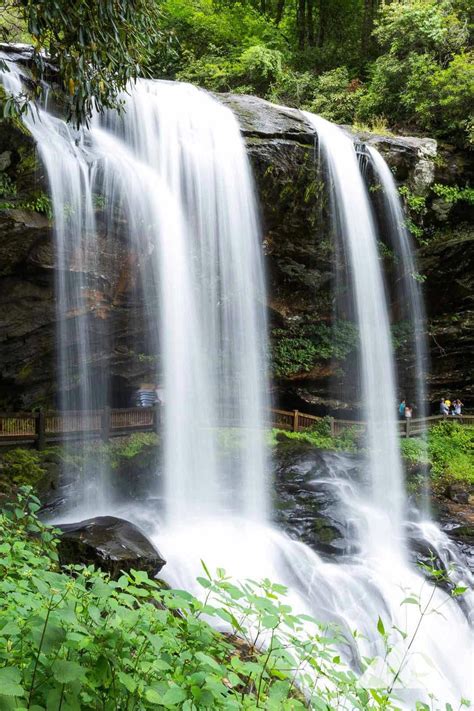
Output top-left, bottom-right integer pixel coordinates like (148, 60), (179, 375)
(272, 321), (358, 377)
(110, 432), (159, 464)
(312, 518), (337, 543)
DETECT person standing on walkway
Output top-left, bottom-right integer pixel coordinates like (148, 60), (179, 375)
(440, 398), (449, 417)
(398, 399), (406, 419)
(405, 405), (413, 420)
(454, 399), (463, 420)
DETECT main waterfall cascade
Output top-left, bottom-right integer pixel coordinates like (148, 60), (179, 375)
(2, 53), (473, 707)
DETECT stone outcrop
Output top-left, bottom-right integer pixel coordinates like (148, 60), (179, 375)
(0, 62), (472, 411)
(57, 515), (166, 578)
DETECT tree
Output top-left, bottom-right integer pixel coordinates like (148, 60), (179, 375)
(358, 0), (473, 144)
(1, 0), (174, 126)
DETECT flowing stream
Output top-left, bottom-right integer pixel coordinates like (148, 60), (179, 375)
(1, 51), (473, 707)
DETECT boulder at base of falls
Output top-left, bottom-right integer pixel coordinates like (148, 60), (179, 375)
(56, 516), (166, 579)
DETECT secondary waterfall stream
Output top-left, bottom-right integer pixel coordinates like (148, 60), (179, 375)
(2, 51), (472, 707)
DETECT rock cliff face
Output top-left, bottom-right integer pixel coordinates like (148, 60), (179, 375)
(0, 71), (472, 411)
(221, 94), (473, 413)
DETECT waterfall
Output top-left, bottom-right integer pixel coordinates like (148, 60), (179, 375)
(99, 81), (269, 525)
(300, 111), (473, 703)
(2, 53), (473, 707)
(1, 52), (112, 512)
(367, 146), (430, 508)
(1, 58), (269, 523)
(303, 114), (406, 561)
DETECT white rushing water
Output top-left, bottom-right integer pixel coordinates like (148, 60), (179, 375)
(2, 53), (472, 707)
(367, 146), (430, 511)
(99, 81), (269, 525)
(303, 114), (406, 560)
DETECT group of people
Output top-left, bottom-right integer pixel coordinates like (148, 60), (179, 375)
(398, 397), (464, 419)
(439, 397), (463, 418)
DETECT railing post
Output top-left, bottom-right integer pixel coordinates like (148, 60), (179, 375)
(330, 416), (335, 437)
(154, 402), (162, 430)
(293, 409), (299, 432)
(35, 409), (46, 450)
(406, 419), (410, 438)
(101, 406), (111, 442)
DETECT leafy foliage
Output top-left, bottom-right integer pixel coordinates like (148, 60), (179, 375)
(271, 421), (361, 453)
(161, 0), (473, 145)
(0, 490), (464, 710)
(1, 0), (174, 126)
(357, 0), (473, 145)
(307, 68), (363, 124)
(272, 321), (358, 377)
(401, 422), (474, 486)
(1, 0), (471, 142)
(0, 449), (46, 492)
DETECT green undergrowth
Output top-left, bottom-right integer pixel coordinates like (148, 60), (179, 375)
(274, 420), (473, 488)
(0, 489), (469, 710)
(401, 421), (474, 488)
(271, 418), (360, 453)
(0, 449), (47, 491)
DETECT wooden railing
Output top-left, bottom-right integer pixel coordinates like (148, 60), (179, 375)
(0, 406), (158, 448)
(0, 407), (472, 449)
(271, 410), (474, 438)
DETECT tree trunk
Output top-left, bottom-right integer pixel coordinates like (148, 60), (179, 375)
(297, 0), (306, 49)
(361, 0), (378, 58)
(275, 0), (285, 24)
(317, 0), (326, 48)
(307, 0), (314, 45)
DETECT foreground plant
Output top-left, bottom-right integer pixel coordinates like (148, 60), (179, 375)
(0, 489), (469, 709)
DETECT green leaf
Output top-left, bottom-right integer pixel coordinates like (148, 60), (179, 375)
(200, 560), (212, 580)
(117, 672), (137, 693)
(52, 660), (86, 683)
(376, 616), (385, 636)
(145, 687), (162, 703)
(162, 685), (187, 706)
(262, 613), (280, 629)
(195, 651), (222, 672)
(401, 596), (419, 605)
(0, 667), (25, 697)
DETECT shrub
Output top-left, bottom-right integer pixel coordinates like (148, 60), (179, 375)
(272, 424), (360, 453)
(239, 45), (284, 95)
(0, 448), (46, 492)
(399, 422), (474, 486)
(308, 67), (364, 124)
(110, 432), (159, 463)
(427, 421), (474, 484)
(267, 70), (318, 108)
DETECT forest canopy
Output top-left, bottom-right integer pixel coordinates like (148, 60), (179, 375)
(1, 0), (473, 144)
